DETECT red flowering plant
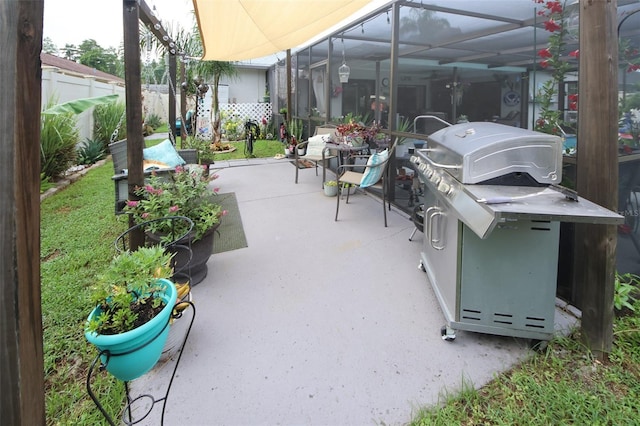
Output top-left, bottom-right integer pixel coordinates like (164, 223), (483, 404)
(123, 166), (227, 243)
(336, 116), (383, 146)
(533, 0), (579, 136)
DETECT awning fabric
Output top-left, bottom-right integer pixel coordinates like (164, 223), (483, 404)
(192, 0), (371, 61)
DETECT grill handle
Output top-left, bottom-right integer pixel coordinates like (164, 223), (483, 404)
(426, 206), (446, 250)
(420, 150), (461, 170)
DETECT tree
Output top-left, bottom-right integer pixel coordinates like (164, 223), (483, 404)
(42, 37), (57, 54)
(77, 39), (120, 76)
(193, 61), (237, 144)
(142, 20), (237, 144)
(61, 43), (78, 61)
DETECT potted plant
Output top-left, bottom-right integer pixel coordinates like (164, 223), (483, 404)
(324, 180), (339, 197)
(198, 146), (216, 176)
(84, 246), (177, 381)
(123, 166), (227, 285)
(182, 136), (217, 175)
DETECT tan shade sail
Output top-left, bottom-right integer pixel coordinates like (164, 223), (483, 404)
(192, 0), (371, 61)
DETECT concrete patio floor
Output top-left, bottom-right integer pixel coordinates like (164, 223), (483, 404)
(128, 157), (580, 426)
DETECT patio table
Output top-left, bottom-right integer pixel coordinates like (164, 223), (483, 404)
(326, 142), (370, 172)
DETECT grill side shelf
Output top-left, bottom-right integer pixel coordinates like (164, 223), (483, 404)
(467, 185), (624, 226)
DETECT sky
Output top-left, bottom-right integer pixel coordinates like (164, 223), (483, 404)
(43, 0), (195, 51)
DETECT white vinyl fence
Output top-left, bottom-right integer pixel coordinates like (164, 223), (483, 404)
(41, 66), (126, 142)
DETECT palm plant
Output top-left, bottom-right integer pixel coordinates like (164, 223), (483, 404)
(144, 18), (238, 146)
(193, 60), (237, 145)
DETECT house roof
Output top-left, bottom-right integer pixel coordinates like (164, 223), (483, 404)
(41, 52), (124, 84)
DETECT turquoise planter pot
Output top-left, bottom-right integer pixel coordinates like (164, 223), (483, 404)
(85, 278), (177, 381)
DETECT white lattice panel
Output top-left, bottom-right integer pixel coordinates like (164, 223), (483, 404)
(196, 91), (213, 140)
(220, 103), (273, 123)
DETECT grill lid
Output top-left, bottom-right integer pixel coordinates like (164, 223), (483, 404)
(424, 122), (563, 184)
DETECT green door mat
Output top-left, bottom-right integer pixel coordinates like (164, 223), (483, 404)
(213, 192), (248, 253)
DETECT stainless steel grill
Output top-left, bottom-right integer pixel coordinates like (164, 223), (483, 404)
(411, 122), (623, 342)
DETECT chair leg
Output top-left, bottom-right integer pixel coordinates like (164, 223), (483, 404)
(295, 160), (299, 184)
(409, 227), (418, 241)
(322, 162), (326, 188)
(383, 178), (388, 227)
(335, 181), (341, 221)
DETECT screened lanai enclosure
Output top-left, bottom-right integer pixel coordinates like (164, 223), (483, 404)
(274, 0), (639, 137)
(257, 0), (640, 310)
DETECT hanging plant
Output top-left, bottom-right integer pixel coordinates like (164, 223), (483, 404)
(533, 0), (579, 136)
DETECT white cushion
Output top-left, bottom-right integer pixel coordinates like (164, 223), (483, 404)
(360, 149), (388, 188)
(305, 134), (330, 157)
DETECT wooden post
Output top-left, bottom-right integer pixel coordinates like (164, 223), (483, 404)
(181, 60), (188, 139)
(169, 53), (177, 143)
(574, 0), (619, 358)
(0, 0), (46, 423)
(286, 49), (292, 127)
(123, 0), (145, 248)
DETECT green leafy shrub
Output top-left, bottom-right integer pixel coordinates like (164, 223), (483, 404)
(221, 111), (245, 141)
(94, 101), (127, 149)
(40, 173), (55, 194)
(145, 113), (163, 130)
(615, 272), (639, 313)
(76, 138), (106, 165)
(40, 100), (79, 180)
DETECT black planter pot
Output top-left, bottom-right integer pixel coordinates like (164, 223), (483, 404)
(148, 222), (219, 286)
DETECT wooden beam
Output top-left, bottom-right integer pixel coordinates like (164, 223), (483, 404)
(574, 0), (619, 359)
(138, 0), (176, 51)
(0, 0), (45, 423)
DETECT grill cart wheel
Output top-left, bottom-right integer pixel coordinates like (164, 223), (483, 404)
(409, 204), (425, 241)
(441, 325), (456, 342)
(530, 339), (547, 352)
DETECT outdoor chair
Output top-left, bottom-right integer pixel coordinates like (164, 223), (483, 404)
(335, 138), (398, 227)
(294, 125), (339, 187)
(109, 139), (198, 214)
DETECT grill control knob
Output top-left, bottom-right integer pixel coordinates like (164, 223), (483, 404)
(438, 181), (450, 194)
(425, 166), (433, 178)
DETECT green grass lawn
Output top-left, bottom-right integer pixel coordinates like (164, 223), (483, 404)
(41, 163), (127, 425)
(148, 130), (285, 162)
(40, 146), (640, 425)
(209, 139), (284, 160)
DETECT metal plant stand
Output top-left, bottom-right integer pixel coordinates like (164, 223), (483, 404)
(86, 301), (196, 426)
(86, 216), (197, 424)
